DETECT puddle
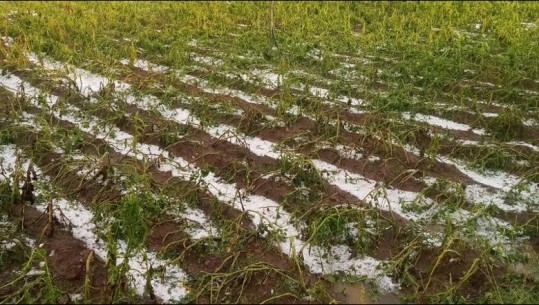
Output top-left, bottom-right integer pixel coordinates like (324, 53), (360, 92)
(333, 282), (401, 304)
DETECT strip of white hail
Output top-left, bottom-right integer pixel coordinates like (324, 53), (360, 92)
(401, 112), (486, 136)
(177, 55), (538, 214)
(18, 112), (218, 241)
(118, 59), (436, 222)
(2, 62), (399, 291)
(0, 77), (189, 303)
(137, 65), (525, 252)
(26, 51), (529, 247)
(116, 59), (526, 252)
(138, 61), (532, 252)
(401, 141), (538, 213)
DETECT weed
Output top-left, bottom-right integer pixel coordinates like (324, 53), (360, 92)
(486, 107), (524, 141)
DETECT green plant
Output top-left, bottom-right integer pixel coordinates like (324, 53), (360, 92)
(486, 108), (524, 141)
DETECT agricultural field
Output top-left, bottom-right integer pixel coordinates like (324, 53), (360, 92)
(0, 1), (538, 304)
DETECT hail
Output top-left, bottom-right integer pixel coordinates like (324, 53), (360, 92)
(1, 63), (399, 291)
(20, 109), (218, 241)
(10, 51), (528, 262)
(0, 80), (190, 303)
(119, 59), (527, 253)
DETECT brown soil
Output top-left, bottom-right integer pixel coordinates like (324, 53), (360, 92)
(1, 54), (534, 304)
(5, 204), (108, 304)
(408, 241), (505, 302)
(2, 107), (336, 303)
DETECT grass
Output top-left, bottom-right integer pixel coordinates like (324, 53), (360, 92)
(486, 107), (525, 141)
(301, 206), (391, 256)
(0, 246), (65, 304)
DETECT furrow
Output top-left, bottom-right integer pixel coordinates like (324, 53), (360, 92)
(126, 58), (538, 215)
(18, 56), (530, 255)
(0, 68), (399, 291)
(36, 56), (535, 251)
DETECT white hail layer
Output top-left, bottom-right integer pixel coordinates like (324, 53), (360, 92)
(127, 61), (524, 254)
(122, 59), (526, 250)
(19, 111), (218, 242)
(0, 77), (190, 303)
(400, 140), (538, 215)
(205, 59), (537, 214)
(6, 48), (532, 280)
(3, 61), (398, 291)
(122, 59), (433, 222)
(119, 58), (169, 73)
(401, 112), (485, 136)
